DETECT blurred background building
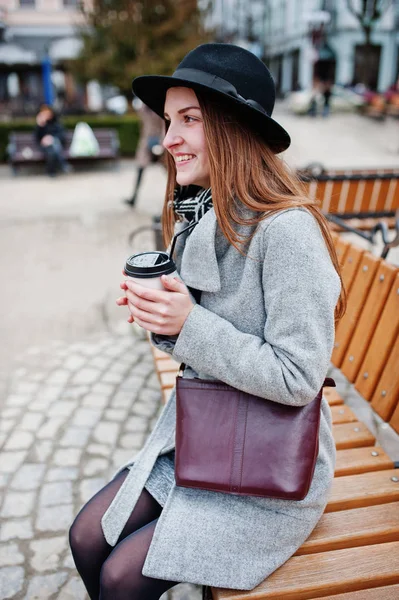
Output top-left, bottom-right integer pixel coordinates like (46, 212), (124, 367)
(210, 0), (399, 96)
(0, 0), (398, 117)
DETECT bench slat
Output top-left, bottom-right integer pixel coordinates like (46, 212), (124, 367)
(340, 246), (364, 294)
(326, 469), (399, 512)
(389, 401), (399, 436)
(160, 371), (177, 389)
(155, 358), (180, 374)
(311, 584), (399, 599)
(330, 405), (357, 424)
(355, 271), (399, 401)
(213, 542), (399, 600)
(371, 335), (399, 422)
(335, 446), (393, 477)
(324, 388), (344, 406)
(340, 261), (397, 382)
(331, 252), (380, 368)
(295, 501), (399, 555)
(333, 421), (375, 450)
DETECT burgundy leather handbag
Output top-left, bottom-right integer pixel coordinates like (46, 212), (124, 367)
(175, 374), (335, 500)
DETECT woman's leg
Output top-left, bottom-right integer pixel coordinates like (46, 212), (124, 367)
(69, 469), (163, 600)
(99, 520), (178, 599)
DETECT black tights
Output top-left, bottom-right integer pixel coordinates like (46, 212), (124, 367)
(69, 470), (179, 599)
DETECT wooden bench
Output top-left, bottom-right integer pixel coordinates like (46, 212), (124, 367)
(149, 232), (399, 599)
(8, 128), (120, 174)
(299, 169), (399, 230)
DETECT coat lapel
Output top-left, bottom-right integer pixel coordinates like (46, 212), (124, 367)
(178, 208), (222, 293)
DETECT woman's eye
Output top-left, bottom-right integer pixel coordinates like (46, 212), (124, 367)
(184, 115), (196, 123)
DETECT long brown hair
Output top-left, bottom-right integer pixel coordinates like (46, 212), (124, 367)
(162, 92), (346, 321)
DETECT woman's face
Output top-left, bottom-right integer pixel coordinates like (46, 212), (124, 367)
(163, 87), (210, 189)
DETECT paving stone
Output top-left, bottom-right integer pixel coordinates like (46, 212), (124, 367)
(0, 542), (24, 566)
(0, 419), (14, 434)
(71, 368), (100, 385)
(124, 415), (148, 433)
(111, 390), (134, 409)
(63, 355), (86, 371)
(62, 553), (75, 569)
(37, 418), (65, 439)
(120, 374), (147, 391)
(46, 467), (78, 482)
(91, 382), (115, 396)
(39, 481), (73, 507)
(103, 345), (126, 358)
(139, 388), (162, 403)
(132, 399), (157, 418)
(2, 407), (21, 419)
(0, 566), (24, 598)
(104, 408), (128, 421)
(108, 361), (131, 375)
(29, 397), (56, 411)
(0, 518), (34, 541)
(0, 433), (6, 447)
(4, 431), (34, 451)
(47, 401), (78, 418)
(71, 408), (102, 428)
(47, 370), (70, 385)
(36, 505), (74, 533)
(37, 384), (65, 402)
(30, 371), (46, 382)
(62, 385), (90, 400)
(6, 394), (30, 407)
(14, 367), (28, 377)
(87, 443), (110, 458)
(83, 458), (108, 476)
(101, 371), (123, 385)
(119, 432), (145, 449)
(93, 421), (120, 445)
(10, 464), (46, 491)
(0, 473), (9, 488)
(25, 571), (68, 599)
(76, 343), (102, 356)
(57, 576), (87, 600)
(59, 427), (91, 448)
(1, 491), (35, 518)
(111, 449), (135, 469)
(86, 355), (112, 370)
(30, 536), (67, 572)
(31, 440), (53, 462)
(81, 394), (109, 409)
(19, 412), (45, 431)
(52, 448), (82, 467)
(13, 382), (40, 394)
(79, 478), (106, 504)
(146, 372), (162, 390)
(0, 451), (28, 474)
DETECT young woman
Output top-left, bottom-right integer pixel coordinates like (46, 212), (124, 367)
(69, 43), (345, 599)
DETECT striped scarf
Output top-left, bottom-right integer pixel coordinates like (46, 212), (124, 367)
(173, 187), (213, 225)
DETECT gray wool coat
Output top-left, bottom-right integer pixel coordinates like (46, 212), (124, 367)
(102, 206), (341, 590)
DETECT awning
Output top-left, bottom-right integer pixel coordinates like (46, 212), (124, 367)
(0, 43), (37, 65)
(49, 37), (83, 61)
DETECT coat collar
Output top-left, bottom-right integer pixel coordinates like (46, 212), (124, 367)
(178, 208), (222, 293)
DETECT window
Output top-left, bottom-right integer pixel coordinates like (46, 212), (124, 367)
(19, 0), (35, 6)
(63, 0), (78, 6)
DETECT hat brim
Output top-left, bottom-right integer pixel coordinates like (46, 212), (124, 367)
(132, 75), (290, 153)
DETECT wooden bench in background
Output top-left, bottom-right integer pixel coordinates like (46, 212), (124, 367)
(8, 128), (120, 174)
(299, 169), (399, 232)
(149, 232), (399, 599)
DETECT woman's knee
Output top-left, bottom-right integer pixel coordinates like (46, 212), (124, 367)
(69, 512), (103, 557)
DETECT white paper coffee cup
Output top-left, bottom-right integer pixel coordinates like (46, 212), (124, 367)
(125, 251), (179, 290)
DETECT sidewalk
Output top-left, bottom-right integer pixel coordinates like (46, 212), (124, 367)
(0, 107), (398, 598)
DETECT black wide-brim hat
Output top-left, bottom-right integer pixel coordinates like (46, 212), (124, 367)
(132, 43), (290, 153)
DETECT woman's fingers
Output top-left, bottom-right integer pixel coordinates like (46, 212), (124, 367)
(128, 302), (163, 326)
(116, 296), (128, 306)
(125, 290), (159, 315)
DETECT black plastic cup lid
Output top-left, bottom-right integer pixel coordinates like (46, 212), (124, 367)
(125, 251), (177, 279)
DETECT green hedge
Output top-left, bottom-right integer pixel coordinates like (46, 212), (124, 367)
(0, 114), (141, 161)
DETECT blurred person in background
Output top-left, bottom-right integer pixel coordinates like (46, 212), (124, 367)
(124, 100), (164, 207)
(34, 104), (71, 177)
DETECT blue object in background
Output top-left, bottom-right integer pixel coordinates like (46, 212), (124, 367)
(42, 54), (54, 105)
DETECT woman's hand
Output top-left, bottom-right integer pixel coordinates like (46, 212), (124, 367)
(116, 275), (194, 335)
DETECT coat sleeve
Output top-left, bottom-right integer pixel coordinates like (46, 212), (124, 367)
(171, 210), (341, 406)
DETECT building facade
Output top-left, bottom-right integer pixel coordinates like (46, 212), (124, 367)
(211, 0), (399, 96)
(0, 0), (88, 116)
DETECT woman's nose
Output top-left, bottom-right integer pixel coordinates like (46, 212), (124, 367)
(163, 125), (183, 150)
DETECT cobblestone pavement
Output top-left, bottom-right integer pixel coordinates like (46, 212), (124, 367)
(0, 329), (201, 600)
